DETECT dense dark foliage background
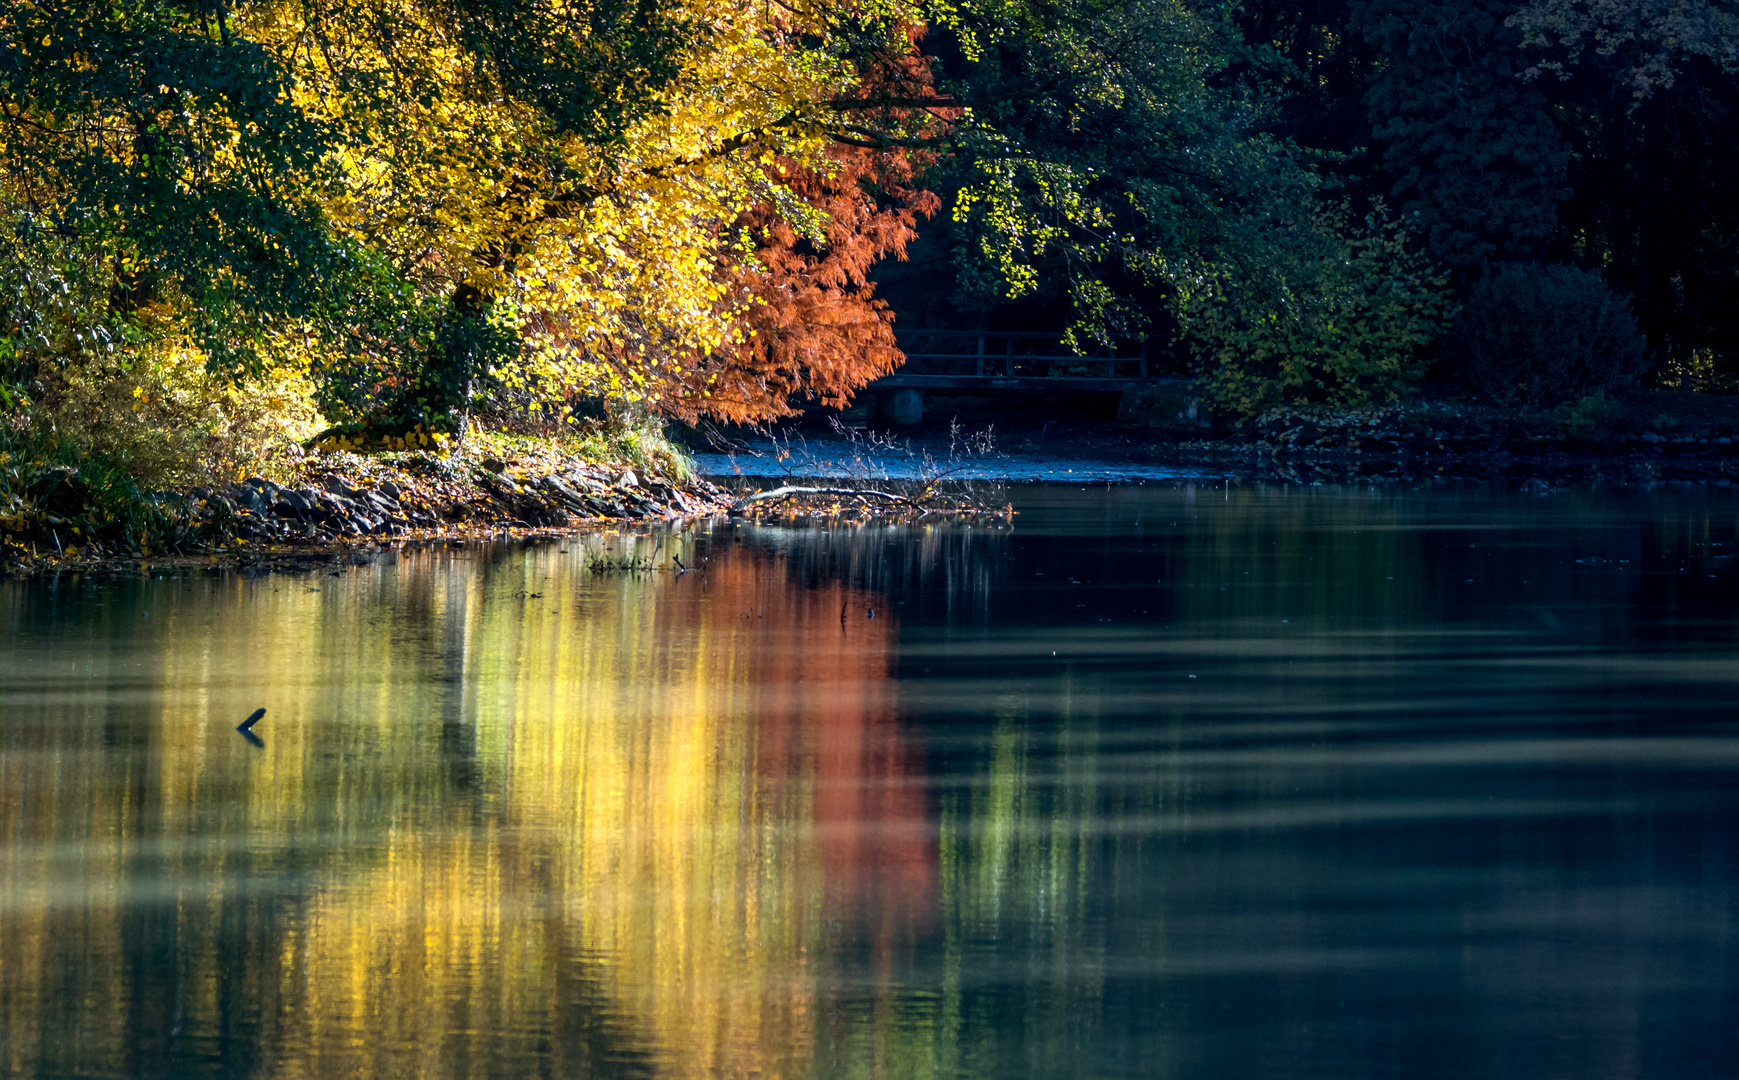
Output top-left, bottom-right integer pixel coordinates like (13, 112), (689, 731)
(888, 0), (1739, 394)
(1247, 0), (1739, 370)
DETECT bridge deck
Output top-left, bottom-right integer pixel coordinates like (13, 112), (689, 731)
(871, 330), (1171, 392)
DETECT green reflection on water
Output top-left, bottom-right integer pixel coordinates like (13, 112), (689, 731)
(3, 482), (1739, 1080)
(0, 528), (1077, 1080)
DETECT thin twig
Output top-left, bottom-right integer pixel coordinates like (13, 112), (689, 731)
(730, 486), (921, 512)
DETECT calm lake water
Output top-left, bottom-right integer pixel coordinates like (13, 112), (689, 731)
(3, 482), (1738, 1079)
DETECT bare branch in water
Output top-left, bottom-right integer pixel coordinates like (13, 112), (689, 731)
(729, 486), (922, 512)
(712, 416), (1009, 517)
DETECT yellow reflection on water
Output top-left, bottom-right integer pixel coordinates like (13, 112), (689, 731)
(0, 536), (941, 1079)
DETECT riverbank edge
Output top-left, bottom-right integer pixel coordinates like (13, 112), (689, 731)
(1121, 438), (1739, 487)
(706, 403), (1739, 487)
(11, 423), (1739, 578)
(0, 447), (738, 577)
(892, 393), (1739, 486)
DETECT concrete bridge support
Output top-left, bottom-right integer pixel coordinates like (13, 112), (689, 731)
(875, 387), (924, 428)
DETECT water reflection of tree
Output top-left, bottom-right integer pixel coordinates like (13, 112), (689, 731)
(9, 486), (1736, 1078)
(0, 539), (947, 1078)
(716, 517), (1012, 624)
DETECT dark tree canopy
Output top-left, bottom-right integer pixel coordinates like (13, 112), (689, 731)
(1223, 0), (1739, 371)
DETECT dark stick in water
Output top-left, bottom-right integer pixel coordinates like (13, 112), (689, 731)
(237, 708), (265, 733)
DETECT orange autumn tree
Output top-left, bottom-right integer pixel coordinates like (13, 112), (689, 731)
(661, 37), (949, 424)
(662, 151), (937, 424)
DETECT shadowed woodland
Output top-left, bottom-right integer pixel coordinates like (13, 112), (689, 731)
(3, 0), (1737, 491)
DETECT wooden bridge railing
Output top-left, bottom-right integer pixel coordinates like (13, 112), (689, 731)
(892, 329), (1150, 381)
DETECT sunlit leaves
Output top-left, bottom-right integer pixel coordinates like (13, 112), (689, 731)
(1175, 204), (1455, 413)
(927, 0), (1327, 348)
(3, 0), (942, 429)
(0, 0), (341, 368)
(236, 0), (911, 418)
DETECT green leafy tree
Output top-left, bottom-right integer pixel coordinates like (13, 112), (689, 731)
(0, 0), (350, 367)
(855, 0), (1452, 411)
(1507, 0), (1739, 366)
(1233, 0), (1739, 375)
(1356, 0), (1571, 269)
(1175, 204), (1453, 412)
(906, 0), (1324, 350)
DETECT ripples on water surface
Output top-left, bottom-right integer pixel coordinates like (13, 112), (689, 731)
(3, 482), (1739, 1079)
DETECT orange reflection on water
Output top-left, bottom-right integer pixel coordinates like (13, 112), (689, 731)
(0, 537), (937, 1079)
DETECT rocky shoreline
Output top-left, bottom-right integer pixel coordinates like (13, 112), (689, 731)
(200, 461), (726, 543)
(1, 451), (734, 576)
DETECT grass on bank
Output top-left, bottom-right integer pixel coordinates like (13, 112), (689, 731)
(0, 401), (698, 564)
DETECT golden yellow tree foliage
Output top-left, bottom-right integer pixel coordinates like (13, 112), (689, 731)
(239, 0), (909, 407)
